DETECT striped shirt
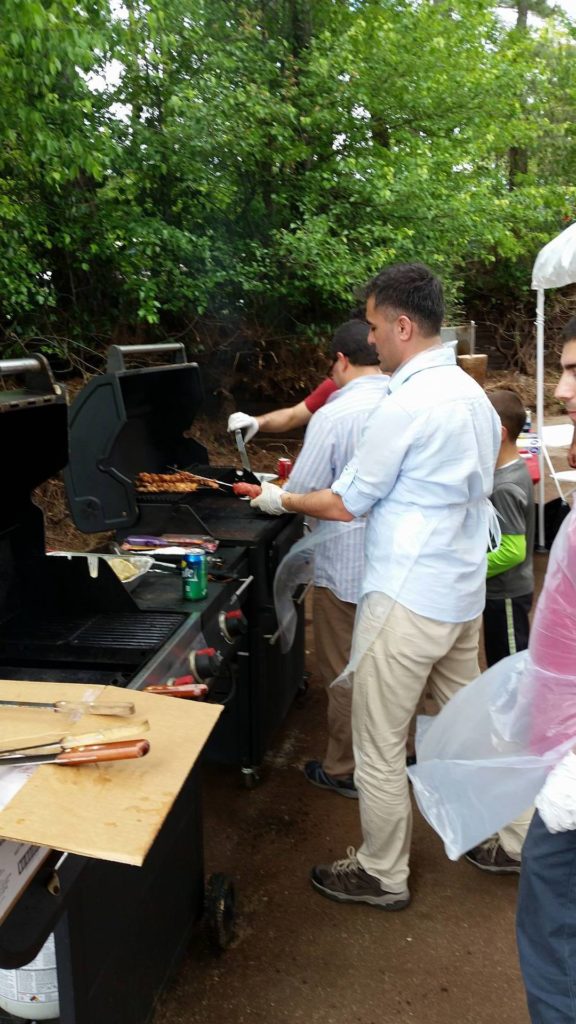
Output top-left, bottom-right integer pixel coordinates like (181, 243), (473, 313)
(285, 373), (390, 603)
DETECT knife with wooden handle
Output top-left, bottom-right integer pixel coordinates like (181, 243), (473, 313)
(0, 739), (150, 767)
(0, 718), (150, 757)
(0, 699), (136, 717)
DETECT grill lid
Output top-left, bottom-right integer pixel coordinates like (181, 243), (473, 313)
(64, 343), (208, 533)
(0, 357), (68, 535)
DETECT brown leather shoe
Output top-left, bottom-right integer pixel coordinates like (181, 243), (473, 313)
(311, 848), (411, 909)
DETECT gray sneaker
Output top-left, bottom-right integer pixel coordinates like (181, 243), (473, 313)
(465, 838), (521, 875)
(311, 847), (411, 910)
(304, 760), (358, 799)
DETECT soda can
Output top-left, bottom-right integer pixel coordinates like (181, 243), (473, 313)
(181, 550), (208, 601)
(277, 457), (293, 480)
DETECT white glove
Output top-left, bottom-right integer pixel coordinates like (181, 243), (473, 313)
(250, 481), (287, 516)
(228, 412), (260, 443)
(535, 751), (576, 833)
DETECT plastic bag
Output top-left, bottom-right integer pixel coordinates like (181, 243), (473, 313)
(409, 505), (576, 860)
(273, 520), (365, 651)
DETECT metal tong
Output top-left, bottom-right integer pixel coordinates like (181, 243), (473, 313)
(145, 677), (208, 699)
(234, 430), (252, 473)
(0, 719), (150, 767)
(0, 740), (150, 767)
(0, 699), (136, 717)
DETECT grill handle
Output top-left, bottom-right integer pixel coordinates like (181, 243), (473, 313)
(106, 343), (187, 373)
(266, 580), (313, 646)
(0, 355), (60, 396)
(0, 358), (45, 375)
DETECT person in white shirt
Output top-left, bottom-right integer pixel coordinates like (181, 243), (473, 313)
(251, 262), (501, 910)
(284, 321), (389, 799)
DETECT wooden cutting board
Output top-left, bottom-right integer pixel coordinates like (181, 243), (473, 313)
(0, 680), (221, 866)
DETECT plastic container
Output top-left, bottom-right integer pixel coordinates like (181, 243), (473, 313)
(0, 934), (59, 1020)
(48, 552), (154, 590)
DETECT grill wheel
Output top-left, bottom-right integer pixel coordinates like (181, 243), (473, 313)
(204, 873), (236, 951)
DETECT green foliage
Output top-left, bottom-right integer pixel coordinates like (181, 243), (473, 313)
(0, 0), (575, 362)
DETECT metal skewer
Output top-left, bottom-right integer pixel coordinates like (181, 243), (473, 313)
(165, 466), (235, 490)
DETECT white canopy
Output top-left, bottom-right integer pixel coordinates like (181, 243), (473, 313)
(531, 222), (576, 546)
(532, 222), (576, 290)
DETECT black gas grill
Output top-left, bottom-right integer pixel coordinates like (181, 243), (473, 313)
(0, 346), (304, 1024)
(64, 342), (306, 781)
(0, 356), (236, 1024)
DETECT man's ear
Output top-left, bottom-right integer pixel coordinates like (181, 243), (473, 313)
(397, 315), (413, 341)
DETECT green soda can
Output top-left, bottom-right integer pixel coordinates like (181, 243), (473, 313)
(181, 550), (208, 601)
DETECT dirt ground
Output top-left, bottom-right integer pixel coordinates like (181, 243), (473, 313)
(150, 423), (574, 1024)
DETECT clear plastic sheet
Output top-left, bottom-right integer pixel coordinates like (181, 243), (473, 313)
(408, 506), (576, 860)
(273, 520), (365, 652)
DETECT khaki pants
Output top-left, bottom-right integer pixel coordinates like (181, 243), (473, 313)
(352, 594), (482, 893)
(313, 587), (356, 778)
(499, 813), (532, 859)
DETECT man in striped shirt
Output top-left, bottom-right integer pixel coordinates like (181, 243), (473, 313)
(284, 321), (389, 798)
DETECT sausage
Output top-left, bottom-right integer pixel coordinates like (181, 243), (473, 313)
(232, 482), (262, 498)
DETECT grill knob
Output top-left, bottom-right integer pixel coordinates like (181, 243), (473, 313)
(189, 647), (224, 680)
(219, 609), (248, 643)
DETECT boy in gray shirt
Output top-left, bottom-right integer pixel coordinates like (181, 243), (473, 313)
(483, 389), (535, 666)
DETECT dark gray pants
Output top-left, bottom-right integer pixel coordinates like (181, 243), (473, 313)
(517, 811), (576, 1022)
(483, 591), (532, 667)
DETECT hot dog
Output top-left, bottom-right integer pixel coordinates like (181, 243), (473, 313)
(232, 482), (262, 498)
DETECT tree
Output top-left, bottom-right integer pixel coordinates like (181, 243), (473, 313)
(0, 0), (575, 375)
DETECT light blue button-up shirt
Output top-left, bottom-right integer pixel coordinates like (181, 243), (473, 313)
(331, 346), (501, 622)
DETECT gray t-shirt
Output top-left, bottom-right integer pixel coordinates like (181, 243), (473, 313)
(486, 458), (535, 600)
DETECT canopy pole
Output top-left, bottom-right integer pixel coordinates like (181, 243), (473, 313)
(536, 287), (546, 549)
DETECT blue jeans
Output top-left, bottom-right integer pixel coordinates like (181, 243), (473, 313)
(517, 811), (576, 1022)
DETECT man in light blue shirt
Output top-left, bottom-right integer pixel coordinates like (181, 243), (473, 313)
(252, 262), (501, 910)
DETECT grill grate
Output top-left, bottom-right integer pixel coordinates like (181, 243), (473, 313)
(0, 611), (185, 656)
(1, 616), (86, 645)
(72, 614), (184, 649)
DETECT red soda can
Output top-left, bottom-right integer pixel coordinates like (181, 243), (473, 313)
(277, 457), (293, 480)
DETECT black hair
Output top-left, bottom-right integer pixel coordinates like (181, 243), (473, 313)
(361, 262), (444, 337)
(488, 389), (526, 444)
(329, 321), (379, 366)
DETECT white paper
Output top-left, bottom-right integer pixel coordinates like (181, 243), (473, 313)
(0, 765), (36, 812)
